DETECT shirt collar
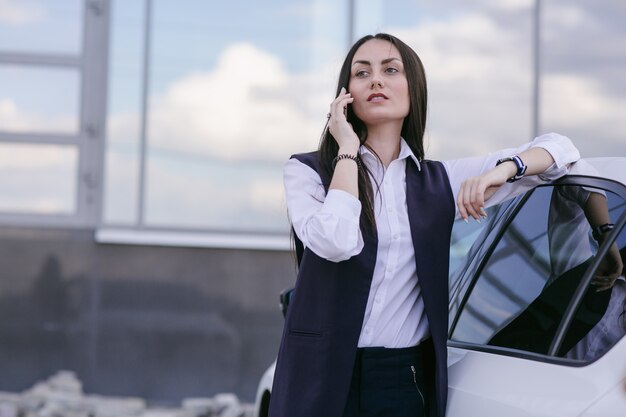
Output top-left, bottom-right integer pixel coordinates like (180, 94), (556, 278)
(358, 137), (421, 171)
(398, 138), (421, 170)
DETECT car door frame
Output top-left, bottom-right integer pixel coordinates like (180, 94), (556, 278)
(447, 174), (626, 365)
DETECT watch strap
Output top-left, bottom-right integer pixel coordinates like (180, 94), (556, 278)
(592, 223), (615, 241)
(496, 155), (528, 183)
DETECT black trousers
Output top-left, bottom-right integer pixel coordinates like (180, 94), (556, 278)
(342, 339), (433, 417)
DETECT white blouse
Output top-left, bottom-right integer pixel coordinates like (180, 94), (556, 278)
(284, 132), (581, 348)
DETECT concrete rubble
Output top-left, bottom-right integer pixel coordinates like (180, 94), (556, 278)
(0, 371), (254, 417)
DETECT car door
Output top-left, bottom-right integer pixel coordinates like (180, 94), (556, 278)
(446, 176), (626, 417)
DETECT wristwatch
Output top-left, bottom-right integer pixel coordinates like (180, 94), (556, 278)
(496, 155), (527, 183)
(592, 223), (615, 241)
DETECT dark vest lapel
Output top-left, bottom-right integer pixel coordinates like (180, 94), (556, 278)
(405, 158), (455, 417)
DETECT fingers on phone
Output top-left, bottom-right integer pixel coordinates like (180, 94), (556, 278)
(334, 97), (352, 115)
(329, 89), (352, 120)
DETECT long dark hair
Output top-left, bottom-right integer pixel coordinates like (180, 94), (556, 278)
(318, 33), (428, 234)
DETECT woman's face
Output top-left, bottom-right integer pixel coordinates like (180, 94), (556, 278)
(348, 39), (410, 128)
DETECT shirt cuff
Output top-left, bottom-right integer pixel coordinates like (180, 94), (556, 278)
(320, 189), (362, 220)
(531, 132), (580, 169)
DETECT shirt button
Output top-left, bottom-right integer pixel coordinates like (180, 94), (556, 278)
(375, 297), (381, 304)
(393, 234), (399, 240)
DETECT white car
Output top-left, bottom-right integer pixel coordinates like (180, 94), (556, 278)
(255, 158), (626, 417)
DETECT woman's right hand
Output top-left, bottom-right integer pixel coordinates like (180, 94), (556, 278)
(328, 87), (360, 152)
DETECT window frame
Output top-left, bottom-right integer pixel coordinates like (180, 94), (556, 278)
(447, 175), (626, 366)
(0, 0), (109, 229)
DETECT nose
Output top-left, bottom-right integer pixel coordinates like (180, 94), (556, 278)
(370, 79), (383, 88)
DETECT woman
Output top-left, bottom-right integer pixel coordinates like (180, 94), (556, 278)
(268, 33), (580, 417)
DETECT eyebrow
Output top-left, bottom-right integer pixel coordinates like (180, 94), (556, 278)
(352, 57), (402, 66)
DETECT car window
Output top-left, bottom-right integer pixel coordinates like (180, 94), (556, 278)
(559, 194), (626, 362)
(450, 184), (626, 359)
(448, 195), (522, 321)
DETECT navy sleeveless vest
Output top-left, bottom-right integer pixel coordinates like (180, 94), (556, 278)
(269, 151), (455, 417)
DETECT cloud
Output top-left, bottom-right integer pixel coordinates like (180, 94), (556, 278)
(544, 2), (586, 32)
(102, 150), (139, 224)
(105, 42), (342, 230)
(0, 0), (44, 24)
(0, 143), (76, 214)
(106, 10), (623, 164)
(390, 13), (534, 158)
(139, 160), (289, 232)
(541, 74), (626, 156)
(486, 0), (533, 12)
(9, 38), (329, 221)
(109, 43), (336, 164)
(541, 1), (626, 98)
(7, 4), (624, 229)
(0, 141), (77, 169)
(389, 8), (626, 159)
(0, 99), (76, 134)
(105, 11), (626, 231)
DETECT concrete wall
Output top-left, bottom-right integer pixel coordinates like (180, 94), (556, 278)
(0, 226), (295, 404)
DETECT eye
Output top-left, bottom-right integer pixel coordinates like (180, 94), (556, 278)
(385, 67), (399, 74)
(354, 69), (369, 78)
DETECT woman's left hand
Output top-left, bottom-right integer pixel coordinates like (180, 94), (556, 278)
(457, 163), (516, 222)
(591, 243), (623, 292)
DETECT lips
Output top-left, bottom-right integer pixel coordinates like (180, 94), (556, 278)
(367, 93), (388, 101)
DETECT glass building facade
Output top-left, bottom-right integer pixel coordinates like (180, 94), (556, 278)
(0, 0), (624, 238)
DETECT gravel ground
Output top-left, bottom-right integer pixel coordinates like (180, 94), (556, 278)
(0, 371), (254, 417)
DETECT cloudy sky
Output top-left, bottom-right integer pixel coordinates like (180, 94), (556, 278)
(1, 0), (625, 233)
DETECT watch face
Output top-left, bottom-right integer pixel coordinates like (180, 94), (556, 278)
(498, 156), (527, 183)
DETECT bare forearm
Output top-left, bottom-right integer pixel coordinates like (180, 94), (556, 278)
(329, 145), (360, 198)
(584, 192), (611, 227)
(457, 146), (563, 221)
(520, 147), (557, 175)
(583, 191), (623, 289)
(496, 147), (556, 180)
(327, 87), (360, 198)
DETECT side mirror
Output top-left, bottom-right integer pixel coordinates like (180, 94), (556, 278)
(279, 287), (295, 318)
